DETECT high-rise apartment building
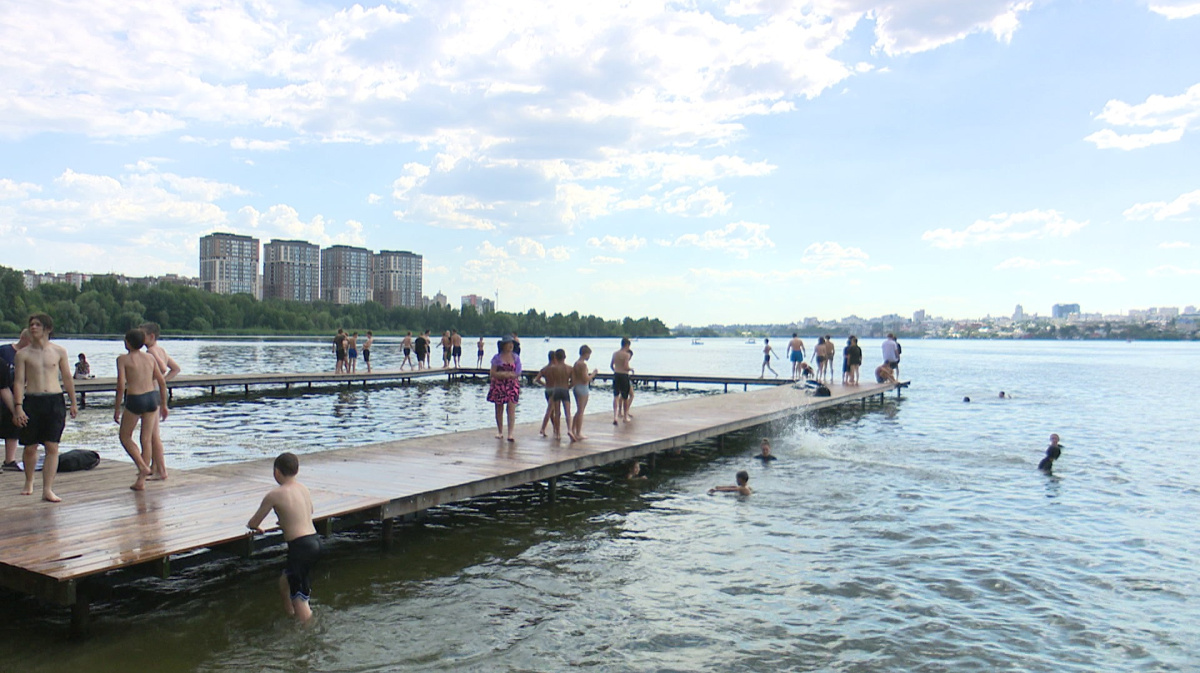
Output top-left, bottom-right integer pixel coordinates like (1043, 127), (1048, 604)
(321, 245), (372, 304)
(372, 250), (423, 309)
(199, 232), (260, 297)
(263, 239), (320, 302)
(1052, 303), (1080, 319)
(462, 293), (495, 314)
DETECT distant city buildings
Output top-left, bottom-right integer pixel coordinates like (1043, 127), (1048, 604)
(1052, 303), (1080, 319)
(263, 239), (320, 302)
(912, 309), (926, 323)
(462, 293), (495, 314)
(199, 232), (261, 298)
(372, 250), (423, 309)
(1013, 304), (1024, 320)
(320, 245), (372, 305)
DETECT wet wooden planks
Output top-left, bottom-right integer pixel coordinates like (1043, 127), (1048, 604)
(0, 379), (902, 599)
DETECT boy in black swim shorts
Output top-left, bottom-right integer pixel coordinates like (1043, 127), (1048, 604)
(13, 314), (78, 502)
(248, 452), (321, 623)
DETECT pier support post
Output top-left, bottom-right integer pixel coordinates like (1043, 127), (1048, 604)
(381, 518), (395, 550)
(547, 476), (558, 502)
(718, 435), (725, 449)
(648, 453), (657, 469)
(70, 598), (90, 639)
(79, 392), (86, 409)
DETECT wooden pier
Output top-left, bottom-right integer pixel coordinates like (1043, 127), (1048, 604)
(0, 377), (906, 633)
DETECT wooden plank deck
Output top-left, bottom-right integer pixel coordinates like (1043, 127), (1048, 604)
(0, 378), (904, 612)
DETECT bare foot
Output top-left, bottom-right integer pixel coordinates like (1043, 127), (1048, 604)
(19, 487), (33, 496)
(43, 491), (62, 503)
(539, 431), (547, 437)
(613, 419), (619, 425)
(567, 432), (578, 442)
(575, 435), (587, 441)
(496, 433), (505, 439)
(624, 414), (634, 422)
(507, 436), (515, 442)
(130, 479), (145, 491)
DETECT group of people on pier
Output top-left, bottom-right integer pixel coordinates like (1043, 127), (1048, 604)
(760, 332), (902, 387)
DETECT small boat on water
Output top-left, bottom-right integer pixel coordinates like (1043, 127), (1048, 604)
(745, 338), (756, 344)
(691, 338), (704, 345)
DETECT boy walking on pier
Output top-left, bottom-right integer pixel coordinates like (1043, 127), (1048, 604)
(115, 329), (169, 491)
(248, 452), (321, 623)
(141, 323), (180, 481)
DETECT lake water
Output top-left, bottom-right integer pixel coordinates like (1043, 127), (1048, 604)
(3, 336), (1198, 672)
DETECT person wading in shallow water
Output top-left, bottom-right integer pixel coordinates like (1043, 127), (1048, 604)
(1038, 433), (1063, 473)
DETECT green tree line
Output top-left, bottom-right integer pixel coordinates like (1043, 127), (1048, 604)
(0, 266), (672, 338)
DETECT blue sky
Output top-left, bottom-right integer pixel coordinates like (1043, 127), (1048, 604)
(1, 0), (1197, 325)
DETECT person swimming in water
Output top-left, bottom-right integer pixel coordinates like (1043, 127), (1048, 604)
(1038, 433), (1062, 473)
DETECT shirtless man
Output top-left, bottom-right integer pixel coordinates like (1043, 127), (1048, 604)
(440, 331), (452, 368)
(786, 333), (806, 381)
(476, 336), (486, 368)
(611, 338), (635, 424)
(141, 322), (180, 480)
(400, 332), (414, 370)
(333, 329), (347, 373)
(248, 452), (320, 623)
(413, 332), (427, 370)
(451, 329), (463, 368)
(362, 331), (374, 373)
(12, 314), (78, 502)
(1, 329), (31, 471)
(570, 345), (598, 440)
(545, 350), (575, 440)
(822, 336), (836, 384)
(115, 328), (168, 491)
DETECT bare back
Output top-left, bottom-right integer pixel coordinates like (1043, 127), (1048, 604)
(572, 359), (592, 385)
(611, 348), (632, 374)
(268, 481), (317, 541)
(545, 362), (572, 388)
(118, 350), (162, 396)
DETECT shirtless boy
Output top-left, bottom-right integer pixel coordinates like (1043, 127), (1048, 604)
(709, 470), (752, 496)
(248, 452), (321, 623)
(570, 345), (598, 440)
(362, 331), (374, 373)
(761, 338), (778, 378)
(534, 351), (556, 437)
(12, 314), (78, 502)
(115, 328), (169, 491)
(786, 334), (806, 381)
(611, 338), (635, 424)
(400, 332), (414, 370)
(440, 331), (452, 368)
(142, 322), (180, 480)
(1, 329), (31, 471)
(451, 329), (463, 368)
(543, 349), (574, 440)
(875, 363), (897, 384)
(476, 336), (486, 368)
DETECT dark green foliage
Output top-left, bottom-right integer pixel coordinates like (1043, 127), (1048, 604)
(0, 266), (672, 338)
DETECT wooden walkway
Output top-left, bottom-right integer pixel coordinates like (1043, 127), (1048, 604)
(72, 367), (788, 405)
(0, 378), (905, 631)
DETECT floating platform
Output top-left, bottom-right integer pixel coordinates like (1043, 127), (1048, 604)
(0, 377), (906, 634)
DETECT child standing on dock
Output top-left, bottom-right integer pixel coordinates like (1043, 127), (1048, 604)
(114, 329), (168, 491)
(571, 345), (597, 441)
(141, 322), (180, 481)
(248, 452), (321, 624)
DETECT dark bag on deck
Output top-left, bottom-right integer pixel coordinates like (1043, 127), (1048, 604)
(813, 385), (831, 397)
(58, 449), (100, 472)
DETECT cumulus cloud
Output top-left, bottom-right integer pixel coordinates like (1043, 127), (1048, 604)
(672, 221), (774, 258)
(1159, 241), (1191, 248)
(590, 255), (626, 265)
(238, 204), (365, 247)
(1124, 189), (1200, 221)
(0, 179), (41, 200)
(922, 209), (1087, 249)
(662, 186), (732, 217)
(1086, 83), (1200, 150)
(1146, 1), (1200, 19)
(1148, 264), (1200, 276)
(587, 235), (647, 252)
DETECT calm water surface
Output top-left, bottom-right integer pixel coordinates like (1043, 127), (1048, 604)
(2, 337), (1198, 672)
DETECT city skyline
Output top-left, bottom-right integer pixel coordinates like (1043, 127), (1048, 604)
(1, 1), (1198, 324)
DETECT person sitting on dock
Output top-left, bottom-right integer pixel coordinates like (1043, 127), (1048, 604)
(709, 470), (752, 496)
(1038, 434), (1062, 473)
(114, 329), (168, 491)
(73, 353), (94, 380)
(248, 452), (320, 624)
(875, 363), (897, 384)
(755, 438), (777, 462)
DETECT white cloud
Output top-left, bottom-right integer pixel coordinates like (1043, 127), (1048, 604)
(1158, 241), (1191, 249)
(672, 221), (774, 258)
(662, 186), (731, 217)
(392, 164), (431, 199)
(1147, 1), (1200, 19)
(1148, 264), (1200, 276)
(1086, 83), (1200, 150)
(587, 235), (646, 252)
(1070, 268), (1126, 284)
(230, 137), (290, 152)
(1124, 189), (1200, 221)
(995, 257), (1079, 270)
(922, 209), (1087, 249)
(508, 236), (568, 261)
(590, 255), (625, 265)
(851, 0), (1034, 55)
(367, 193), (382, 204)
(243, 204), (365, 246)
(0, 179), (41, 200)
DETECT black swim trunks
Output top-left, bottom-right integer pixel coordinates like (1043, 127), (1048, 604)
(19, 393), (67, 446)
(285, 533), (322, 601)
(123, 390), (161, 415)
(452, 346), (462, 358)
(613, 372), (632, 399)
(362, 348), (370, 363)
(548, 387), (569, 402)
